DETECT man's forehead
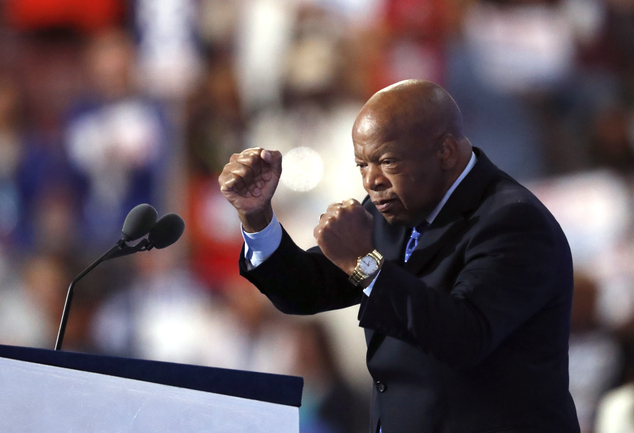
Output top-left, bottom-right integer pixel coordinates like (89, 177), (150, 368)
(353, 139), (401, 159)
(353, 108), (399, 144)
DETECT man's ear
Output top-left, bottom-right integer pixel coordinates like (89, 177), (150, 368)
(439, 134), (458, 170)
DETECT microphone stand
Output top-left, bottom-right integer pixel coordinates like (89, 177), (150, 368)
(54, 239), (154, 351)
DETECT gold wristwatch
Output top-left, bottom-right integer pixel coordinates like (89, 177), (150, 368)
(349, 250), (384, 286)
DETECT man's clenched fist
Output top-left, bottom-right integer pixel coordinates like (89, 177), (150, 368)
(314, 198), (374, 275)
(219, 148), (282, 232)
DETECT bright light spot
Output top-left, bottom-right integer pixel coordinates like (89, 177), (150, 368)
(281, 147), (323, 192)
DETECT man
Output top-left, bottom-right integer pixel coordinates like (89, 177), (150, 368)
(219, 80), (580, 433)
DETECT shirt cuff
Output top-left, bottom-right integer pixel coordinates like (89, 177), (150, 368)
(242, 212), (283, 268)
(362, 270), (381, 297)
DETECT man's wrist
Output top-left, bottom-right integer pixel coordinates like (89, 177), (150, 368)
(240, 206), (274, 233)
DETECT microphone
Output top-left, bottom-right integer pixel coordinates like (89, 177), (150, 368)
(54, 205), (185, 351)
(121, 203), (158, 241)
(148, 213), (185, 249)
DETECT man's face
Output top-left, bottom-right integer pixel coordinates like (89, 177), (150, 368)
(353, 123), (449, 227)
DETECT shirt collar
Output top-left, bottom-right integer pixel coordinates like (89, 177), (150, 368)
(425, 150), (477, 225)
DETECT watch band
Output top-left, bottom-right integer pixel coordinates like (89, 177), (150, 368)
(349, 250), (383, 286)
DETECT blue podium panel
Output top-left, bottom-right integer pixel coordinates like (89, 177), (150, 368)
(0, 345), (302, 433)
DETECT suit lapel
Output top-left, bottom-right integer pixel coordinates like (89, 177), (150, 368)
(403, 219), (466, 272)
(404, 148), (498, 274)
(372, 214), (408, 262)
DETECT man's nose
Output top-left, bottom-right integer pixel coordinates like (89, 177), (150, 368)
(364, 164), (389, 191)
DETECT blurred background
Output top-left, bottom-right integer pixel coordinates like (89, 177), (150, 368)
(0, 0), (633, 432)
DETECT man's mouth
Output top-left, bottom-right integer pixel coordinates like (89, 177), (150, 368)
(373, 199), (398, 213)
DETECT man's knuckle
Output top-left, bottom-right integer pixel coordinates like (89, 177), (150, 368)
(229, 176), (243, 188)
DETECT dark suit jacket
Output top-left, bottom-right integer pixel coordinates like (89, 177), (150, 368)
(240, 148), (580, 433)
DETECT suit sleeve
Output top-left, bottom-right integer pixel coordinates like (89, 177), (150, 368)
(358, 200), (573, 370)
(239, 226), (364, 315)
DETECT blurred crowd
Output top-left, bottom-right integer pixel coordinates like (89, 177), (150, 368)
(0, 0), (633, 432)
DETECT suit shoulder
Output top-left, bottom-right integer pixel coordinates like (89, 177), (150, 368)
(483, 173), (553, 217)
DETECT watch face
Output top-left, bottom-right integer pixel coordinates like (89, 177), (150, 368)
(359, 256), (379, 274)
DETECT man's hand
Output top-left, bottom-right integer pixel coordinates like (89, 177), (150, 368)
(314, 198), (374, 275)
(219, 148), (282, 232)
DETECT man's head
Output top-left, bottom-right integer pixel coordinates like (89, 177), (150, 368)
(352, 80), (472, 227)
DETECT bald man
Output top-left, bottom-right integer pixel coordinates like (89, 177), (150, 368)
(219, 80), (580, 433)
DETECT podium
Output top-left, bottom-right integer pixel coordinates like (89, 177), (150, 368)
(0, 344), (303, 432)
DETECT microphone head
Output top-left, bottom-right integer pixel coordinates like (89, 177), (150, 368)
(148, 213), (185, 249)
(121, 204), (158, 242)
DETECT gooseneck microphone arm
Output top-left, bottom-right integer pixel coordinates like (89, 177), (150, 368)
(54, 203), (159, 351)
(54, 241), (124, 351)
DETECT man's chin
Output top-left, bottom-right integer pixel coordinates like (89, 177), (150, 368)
(380, 210), (428, 227)
(381, 212), (413, 227)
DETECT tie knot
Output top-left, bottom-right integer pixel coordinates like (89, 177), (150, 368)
(412, 222), (429, 237)
(410, 227), (422, 240)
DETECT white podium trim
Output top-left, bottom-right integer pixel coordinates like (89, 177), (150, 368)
(0, 357), (299, 433)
